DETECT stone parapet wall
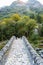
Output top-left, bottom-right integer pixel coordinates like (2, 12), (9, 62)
(22, 36), (43, 65)
(0, 36), (16, 61)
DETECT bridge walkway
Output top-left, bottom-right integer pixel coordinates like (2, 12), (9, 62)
(1, 38), (35, 65)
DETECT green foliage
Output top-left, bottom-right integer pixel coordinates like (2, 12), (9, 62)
(36, 14), (43, 23)
(0, 14), (37, 41)
(26, 19), (36, 36)
(30, 33), (39, 41)
(11, 14), (21, 22)
(0, 40), (8, 50)
(38, 23), (43, 36)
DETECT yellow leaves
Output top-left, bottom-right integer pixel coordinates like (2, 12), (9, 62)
(2, 21), (6, 25)
(0, 21), (6, 26)
(26, 19), (36, 25)
(11, 14), (21, 21)
(21, 15), (30, 22)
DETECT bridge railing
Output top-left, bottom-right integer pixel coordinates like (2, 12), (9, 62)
(0, 36), (16, 62)
(22, 36), (43, 65)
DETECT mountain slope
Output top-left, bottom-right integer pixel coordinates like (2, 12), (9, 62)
(0, 0), (43, 19)
(26, 0), (43, 12)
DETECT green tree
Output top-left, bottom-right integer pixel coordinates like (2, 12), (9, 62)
(11, 14), (21, 22)
(26, 19), (37, 36)
(36, 14), (43, 23)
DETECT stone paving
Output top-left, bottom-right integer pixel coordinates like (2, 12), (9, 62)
(2, 38), (33, 65)
(0, 36), (43, 65)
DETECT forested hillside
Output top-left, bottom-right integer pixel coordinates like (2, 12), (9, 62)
(0, 0), (43, 50)
(0, 14), (43, 41)
(0, 0), (43, 20)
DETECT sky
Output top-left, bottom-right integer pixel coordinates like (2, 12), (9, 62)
(0, 0), (43, 8)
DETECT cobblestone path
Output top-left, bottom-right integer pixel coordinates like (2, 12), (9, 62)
(3, 38), (32, 65)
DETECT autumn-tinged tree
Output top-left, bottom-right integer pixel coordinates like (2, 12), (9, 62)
(0, 14), (37, 41)
(11, 14), (21, 22)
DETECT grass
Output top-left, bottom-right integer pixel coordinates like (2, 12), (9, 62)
(0, 40), (8, 50)
(27, 37), (43, 49)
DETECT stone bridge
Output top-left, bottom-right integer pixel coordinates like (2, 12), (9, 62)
(0, 36), (43, 65)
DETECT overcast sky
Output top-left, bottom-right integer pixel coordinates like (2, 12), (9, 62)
(0, 0), (43, 8)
